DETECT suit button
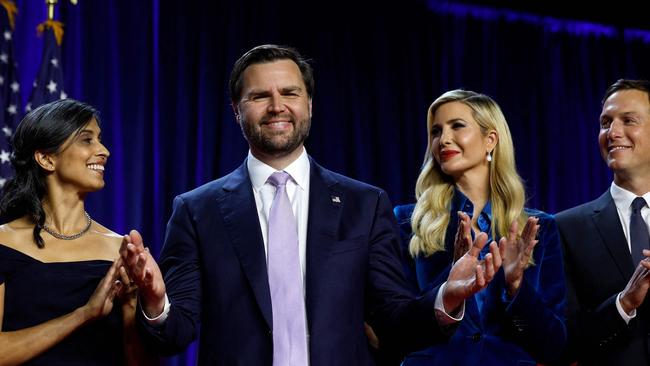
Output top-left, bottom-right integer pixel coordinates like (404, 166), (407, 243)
(471, 332), (481, 342)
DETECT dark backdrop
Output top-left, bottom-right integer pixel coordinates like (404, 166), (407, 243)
(10, 0), (650, 364)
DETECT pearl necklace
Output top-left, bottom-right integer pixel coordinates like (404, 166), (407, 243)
(42, 212), (92, 240)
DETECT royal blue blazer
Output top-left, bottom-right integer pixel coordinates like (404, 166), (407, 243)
(394, 191), (566, 365)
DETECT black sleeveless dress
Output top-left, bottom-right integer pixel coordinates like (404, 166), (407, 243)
(0, 243), (125, 365)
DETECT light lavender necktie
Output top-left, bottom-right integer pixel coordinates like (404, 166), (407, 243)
(267, 171), (308, 366)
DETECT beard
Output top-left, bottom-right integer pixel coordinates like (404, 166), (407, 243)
(240, 113), (311, 157)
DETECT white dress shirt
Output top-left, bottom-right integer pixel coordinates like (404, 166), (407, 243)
(610, 182), (650, 323)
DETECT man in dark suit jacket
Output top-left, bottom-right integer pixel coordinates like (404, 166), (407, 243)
(556, 79), (650, 366)
(119, 44), (502, 365)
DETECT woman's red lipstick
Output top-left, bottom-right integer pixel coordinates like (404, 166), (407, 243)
(440, 150), (460, 161)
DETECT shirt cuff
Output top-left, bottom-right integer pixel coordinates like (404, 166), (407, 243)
(616, 292), (636, 324)
(434, 282), (464, 325)
(141, 293), (171, 325)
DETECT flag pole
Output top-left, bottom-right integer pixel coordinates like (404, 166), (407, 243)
(28, 0), (71, 111)
(45, 0), (55, 20)
(45, 0), (77, 21)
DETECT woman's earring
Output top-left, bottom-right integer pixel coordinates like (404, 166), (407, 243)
(486, 151), (492, 162)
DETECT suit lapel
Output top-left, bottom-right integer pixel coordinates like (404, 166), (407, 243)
(305, 159), (344, 325)
(591, 191), (634, 280)
(218, 161), (273, 328)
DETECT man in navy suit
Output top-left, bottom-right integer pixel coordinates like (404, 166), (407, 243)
(556, 79), (650, 366)
(120, 44), (502, 365)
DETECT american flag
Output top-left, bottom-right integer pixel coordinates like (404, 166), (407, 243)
(26, 20), (66, 113)
(0, 0), (20, 188)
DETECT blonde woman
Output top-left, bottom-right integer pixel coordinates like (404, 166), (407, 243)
(394, 90), (566, 365)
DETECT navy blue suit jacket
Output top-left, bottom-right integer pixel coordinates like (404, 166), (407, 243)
(138, 158), (449, 365)
(394, 200), (566, 365)
(556, 191), (650, 366)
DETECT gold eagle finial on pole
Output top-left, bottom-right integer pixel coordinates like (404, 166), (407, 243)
(40, 0), (76, 45)
(0, 0), (18, 29)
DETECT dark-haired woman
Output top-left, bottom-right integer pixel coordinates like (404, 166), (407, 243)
(0, 99), (155, 365)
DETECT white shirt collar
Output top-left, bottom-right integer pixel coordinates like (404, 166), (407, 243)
(610, 181), (650, 211)
(247, 148), (310, 190)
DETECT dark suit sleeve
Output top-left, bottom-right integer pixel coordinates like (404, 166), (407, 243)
(137, 195), (202, 355)
(564, 258), (624, 361)
(493, 215), (567, 364)
(366, 192), (454, 358)
(557, 211), (635, 364)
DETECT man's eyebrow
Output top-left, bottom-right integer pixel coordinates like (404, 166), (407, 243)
(280, 86), (302, 92)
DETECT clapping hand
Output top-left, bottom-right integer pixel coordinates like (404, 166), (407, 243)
(119, 230), (166, 318)
(620, 249), (650, 314)
(499, 217), (539, 297)
(443, 212), (502, 313)
(83, 259), (123, 322)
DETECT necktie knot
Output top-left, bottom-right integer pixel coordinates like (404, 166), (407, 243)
(631, 197), (647, 214)
(267, 171), (291, 188)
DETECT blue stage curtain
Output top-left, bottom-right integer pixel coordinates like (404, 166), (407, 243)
(10, 0), (650, 364)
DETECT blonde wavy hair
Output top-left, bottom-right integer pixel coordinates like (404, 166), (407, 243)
(409, 90), (528, 257)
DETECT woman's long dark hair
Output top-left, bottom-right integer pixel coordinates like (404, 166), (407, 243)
(0, 99), (100, 247)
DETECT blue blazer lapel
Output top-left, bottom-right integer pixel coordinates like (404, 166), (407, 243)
(591, 191), (634, 279)
(218, 160), (273, 328)
(305, 159), (344, 324)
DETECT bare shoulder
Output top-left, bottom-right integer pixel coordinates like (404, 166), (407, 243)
(0, 217), (36, 251)
(90, 220), (124, 250)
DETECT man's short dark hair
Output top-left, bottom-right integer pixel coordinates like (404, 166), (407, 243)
(602, 79), (650, 105)
(229, 44), (314, 104)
